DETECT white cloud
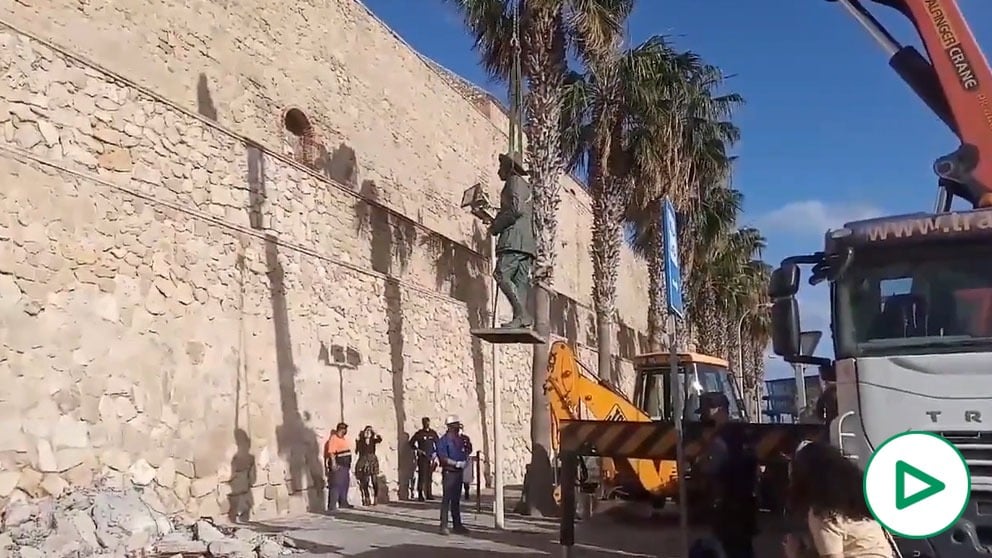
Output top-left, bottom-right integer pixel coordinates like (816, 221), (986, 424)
(752, 200), (882, 236)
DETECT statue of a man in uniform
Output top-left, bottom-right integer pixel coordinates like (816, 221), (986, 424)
(488, 152), (535, 329)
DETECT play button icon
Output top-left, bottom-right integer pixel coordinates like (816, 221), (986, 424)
(864, 432), (971, 538)
(895, 460), (945, 509)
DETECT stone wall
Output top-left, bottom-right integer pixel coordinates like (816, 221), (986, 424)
(0, 0), (650, 519)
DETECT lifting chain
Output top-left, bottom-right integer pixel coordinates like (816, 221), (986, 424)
(508, 0), (524, 158)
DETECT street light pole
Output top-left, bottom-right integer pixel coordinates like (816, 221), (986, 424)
(737, 302), (772, 421)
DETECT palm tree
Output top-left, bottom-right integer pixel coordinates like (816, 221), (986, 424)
(626, 63), (742, 351)
(560, 34), (703, 379)
(742, 293), (772, 418)
(740, 262), (772, 414)
(444, 0), (627, 517)
(691, 226), (766, 356)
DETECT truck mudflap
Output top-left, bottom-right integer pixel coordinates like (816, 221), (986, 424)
(894, 493), (992, 557)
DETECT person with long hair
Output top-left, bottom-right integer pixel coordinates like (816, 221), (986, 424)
(783, 441), (892, 558)
(355, 425), (383, 506)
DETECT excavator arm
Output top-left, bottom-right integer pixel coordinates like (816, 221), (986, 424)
(831, 0), (992, 208)
(545, 341), (675, 499)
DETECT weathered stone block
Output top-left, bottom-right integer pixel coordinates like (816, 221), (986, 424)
(40, 473), (68, 497)
(16, 468), (43, 497)
(0, 471), (20, 497)
(35, 439), (58, 473)
(155, 457), (176, 488)
(128, 458), (156, 486)
(52, 416), (89, 448)
(190, 476), (218, 499)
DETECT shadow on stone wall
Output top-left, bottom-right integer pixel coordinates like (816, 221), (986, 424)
(230, 249), (257, 521)
(318, 342), (363, 422)
(550, 292), (580, 348)
(425, 226), (493, 487)
(318, 142), (359, 188)
(196, 73), (218, 121)
(266, 239), (325, 512)
(354, 179), (417, 500)
(610, 320), (648, 386)
(584, 313), (596, 347)
(247, 143), (266, 230)
(249, 143), (324, 513)
(228, 428), (256, 523)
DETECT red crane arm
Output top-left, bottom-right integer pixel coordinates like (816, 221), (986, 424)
(836, 0), (992, 208)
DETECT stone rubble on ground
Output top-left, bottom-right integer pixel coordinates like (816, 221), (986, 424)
(0, 481), (302, 557)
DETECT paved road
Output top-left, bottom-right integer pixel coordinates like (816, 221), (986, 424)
(250, 500), (790, 557)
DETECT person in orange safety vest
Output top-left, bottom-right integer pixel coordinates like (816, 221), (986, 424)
(324, 422), (354, 512)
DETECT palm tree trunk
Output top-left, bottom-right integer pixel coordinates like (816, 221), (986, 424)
(522, 7), (565, 518)
(527, 283), (556, 516)
(695, 290), (721, 356)
(726, 317), (741, 381)
(592, 174), (623, 381)
(715, 316), (730, 364)
(646, 232), (667, 352)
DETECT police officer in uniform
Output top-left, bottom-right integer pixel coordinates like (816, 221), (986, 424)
(695, 392), (759, 558)
(409, 417), (439, 501)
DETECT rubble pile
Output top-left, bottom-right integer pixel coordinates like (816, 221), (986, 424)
(0, 482), (301, 557)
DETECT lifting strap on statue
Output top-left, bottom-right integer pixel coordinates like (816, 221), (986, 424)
(507, 1), (524, 160)
(469, 1), (545, 346)
(490, 0), (525, 332)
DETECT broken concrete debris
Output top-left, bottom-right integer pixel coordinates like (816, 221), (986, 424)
(1, 484), (300, 557)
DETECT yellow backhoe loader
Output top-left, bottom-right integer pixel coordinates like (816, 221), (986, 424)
(546, 341), (747, 509)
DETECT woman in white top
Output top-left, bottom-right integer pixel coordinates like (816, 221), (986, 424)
(782, 441), (893, 558)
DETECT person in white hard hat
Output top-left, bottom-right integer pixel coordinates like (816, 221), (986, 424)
(435, 414), (470, 535)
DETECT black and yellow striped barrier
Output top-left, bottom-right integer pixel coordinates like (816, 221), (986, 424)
(558, 419), (827, 462)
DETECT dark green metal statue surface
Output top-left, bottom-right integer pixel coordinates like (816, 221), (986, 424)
(489, 152), (535, 329)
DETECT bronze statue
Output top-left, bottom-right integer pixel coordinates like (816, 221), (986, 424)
(489, 152), (535, 329)
(460, 152), (536, 331)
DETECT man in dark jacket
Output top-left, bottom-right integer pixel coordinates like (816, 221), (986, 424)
(696, 392), (759, 558)
(489, 152), (535, 329)
(409, 417), (439, 501)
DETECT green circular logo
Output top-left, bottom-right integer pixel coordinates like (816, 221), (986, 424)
(863, 431), (970, 539)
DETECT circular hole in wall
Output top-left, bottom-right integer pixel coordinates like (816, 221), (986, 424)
(283, 108), (312, 136)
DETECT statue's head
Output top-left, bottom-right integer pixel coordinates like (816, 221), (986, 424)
(498, 152), (528, 180)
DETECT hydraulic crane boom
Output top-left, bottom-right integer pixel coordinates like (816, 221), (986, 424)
(832, 0), (992, 209)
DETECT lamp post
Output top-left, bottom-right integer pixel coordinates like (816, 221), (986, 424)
(737, 302), (773, 420)
(459, 184), (505, 529)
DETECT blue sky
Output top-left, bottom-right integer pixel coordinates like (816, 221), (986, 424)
(361, 0), (992, 379)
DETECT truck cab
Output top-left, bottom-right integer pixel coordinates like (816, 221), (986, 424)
(768, 209), (992, 556)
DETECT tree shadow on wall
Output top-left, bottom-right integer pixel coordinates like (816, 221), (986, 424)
(353, 179), (417, 499)
(249, 144), (324, 513)
(608, 320), (643, 389)
(314, 141), (359, 189)
(197, 73), (218, 121)
(247, 143), (266, 230)
(423, 226), (493, 487)
(549, 293), (580, 349)
(584, 313), (597, 348)
(266, 239), (326, 512)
